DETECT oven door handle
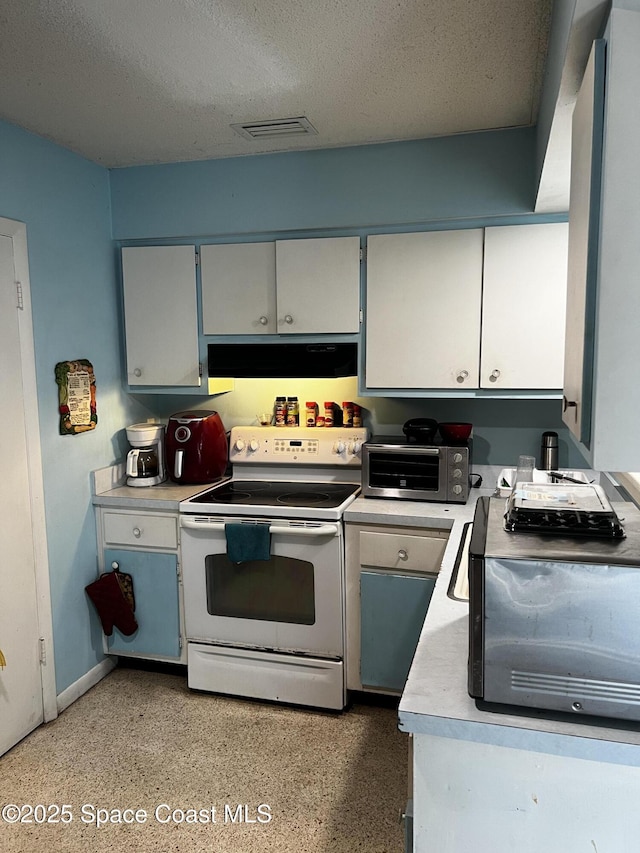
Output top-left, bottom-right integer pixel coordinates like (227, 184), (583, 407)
(180, 518), (340, 537)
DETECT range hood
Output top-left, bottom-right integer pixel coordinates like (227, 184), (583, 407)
(207, 342), (357, 379)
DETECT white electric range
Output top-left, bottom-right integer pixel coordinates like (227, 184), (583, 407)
(179, 425), (368, 710)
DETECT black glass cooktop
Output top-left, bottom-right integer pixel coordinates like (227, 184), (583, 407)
(190, 480), (360, 509)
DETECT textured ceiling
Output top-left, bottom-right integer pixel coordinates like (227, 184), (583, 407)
(0, 0), (553, 168)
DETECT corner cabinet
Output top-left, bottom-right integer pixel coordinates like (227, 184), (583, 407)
(364, 223), (568, 393)
(562, 22), (640, 471)
(95, 508), (184, 663)
(121, 245), (201, 387)
(345, 522), (448, 694)
(200, 236), (361, 335)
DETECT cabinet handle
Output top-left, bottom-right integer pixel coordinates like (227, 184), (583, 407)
(133, 368), (142, 377)
(563, 396), (578, 421)
(489, 369), (501, 382)
(259, 316), (268, 325)
(132, 527), (142, 538)
(284, 315), (294, 325)
(398, 548), (408, 561)
(456, 370), (469, 384)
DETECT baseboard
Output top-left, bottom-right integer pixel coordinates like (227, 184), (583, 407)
(56, 657), (117, 714)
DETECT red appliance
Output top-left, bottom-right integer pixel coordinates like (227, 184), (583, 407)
(165, 411), (228, 484)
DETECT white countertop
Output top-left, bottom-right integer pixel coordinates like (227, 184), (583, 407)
(91, 463), (220, 510)
(395, 491), (640, 765)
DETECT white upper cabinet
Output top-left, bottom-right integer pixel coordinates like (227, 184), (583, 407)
(121, 246), (200, 387)
(365, 230), (484, 389)
(201, 242), (276, 334)
(563, 16), (640, 471)
(201, 236), (361, 336)
(481, 222), (569, 389)
(274, 236), (361, 333)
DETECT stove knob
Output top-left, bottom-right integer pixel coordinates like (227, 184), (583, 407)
(352, 440), (362, 454)
(333, 441), (346, 454)
(249, 439), (259, 452)
(234, 438), (245, 452)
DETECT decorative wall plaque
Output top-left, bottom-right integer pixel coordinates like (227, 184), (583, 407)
(55, 359), (97, 435)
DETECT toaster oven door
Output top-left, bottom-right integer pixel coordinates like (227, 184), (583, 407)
(363, 446), (447, 501)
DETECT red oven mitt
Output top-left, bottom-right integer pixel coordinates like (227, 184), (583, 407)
(85, 571), (138, 636)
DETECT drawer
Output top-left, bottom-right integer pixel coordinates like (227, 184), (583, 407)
(102, 511), (178, 549)
(359, 530), (446, 573)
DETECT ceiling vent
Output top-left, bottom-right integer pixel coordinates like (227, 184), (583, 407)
(231, 116), (318, 141)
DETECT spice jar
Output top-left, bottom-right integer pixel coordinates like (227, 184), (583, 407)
(352, 404), (362, 428)
(324, 401), (334, 428)
(305, 401), (318, 427)
(274, 396), (287, 427)
(342, 401), (354, 428)
(286, 397), (299, 426)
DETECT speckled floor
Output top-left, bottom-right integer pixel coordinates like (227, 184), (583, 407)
(0, 667), (408, 852)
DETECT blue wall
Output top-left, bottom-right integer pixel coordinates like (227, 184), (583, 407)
(110, 128), (538, 238)
(0, 119), (149, 694)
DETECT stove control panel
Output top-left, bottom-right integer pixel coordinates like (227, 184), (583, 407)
(229, 426), (369, 466)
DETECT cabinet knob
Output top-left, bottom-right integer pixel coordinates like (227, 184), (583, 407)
(133, 368), (142, 377)
(284, 315), (294, 325)
(398, 548), (408, 561)
(132, 527), (142, 538)
(489, 369), (501, 382)
(259, 316), (268, 325)
(111, 561), (119, 571)
(456, 370), (469, 384)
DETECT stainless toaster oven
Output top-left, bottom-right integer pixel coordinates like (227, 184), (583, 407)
(469, 495), (640, 723)
(362, 436), (470, 504)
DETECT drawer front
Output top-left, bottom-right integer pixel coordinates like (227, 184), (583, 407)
(102, 512), (178, 549)
(360, 530), (445, 573)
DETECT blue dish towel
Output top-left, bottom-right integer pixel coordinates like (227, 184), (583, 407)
(225, 523), (271, 563)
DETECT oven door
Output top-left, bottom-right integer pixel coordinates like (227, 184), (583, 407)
(180, 516), (344, 658)
(362, 445), (448, 501)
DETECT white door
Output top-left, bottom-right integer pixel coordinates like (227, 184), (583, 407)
(200, 242), (277, 334)
(275, 236), (361, 333)
(365, 230), (483, 389)
(0, 234), (45, 755)
(121, 245), (201, 387)
(481, 223), (569, 389)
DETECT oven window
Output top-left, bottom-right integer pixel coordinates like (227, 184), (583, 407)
(205, 555), (316, 624)
(368, 452), (440, 491)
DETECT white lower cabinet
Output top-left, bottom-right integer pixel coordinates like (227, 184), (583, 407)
(95, 508), (184, 663)
(345, 522), (448, 694)
(365, 223), (569, 393)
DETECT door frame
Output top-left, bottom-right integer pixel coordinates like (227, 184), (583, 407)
(1, 216), (57, 723)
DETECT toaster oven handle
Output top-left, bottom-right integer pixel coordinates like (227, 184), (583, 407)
(180, 518), (339, 537)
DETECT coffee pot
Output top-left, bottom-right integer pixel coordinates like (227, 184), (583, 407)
(125, 423), (167, 487)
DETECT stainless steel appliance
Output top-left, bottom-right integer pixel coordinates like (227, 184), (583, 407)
(125, 423), (166, 487)
(468, 495), (640, 723)
(362, 436), (470, 503)
(165, 410), (228, 484)
(179, 425), (368, 710)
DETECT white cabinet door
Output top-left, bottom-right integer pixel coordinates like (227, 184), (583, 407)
(122, 246), (200, 387)
(200, 242), (276, 334)
(481, 223), (569, 389)
(275, 236), (361, 333)
(365, 230), (483, 389)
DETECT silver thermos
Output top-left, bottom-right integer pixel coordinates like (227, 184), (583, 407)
(540, 431), (559, 471)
